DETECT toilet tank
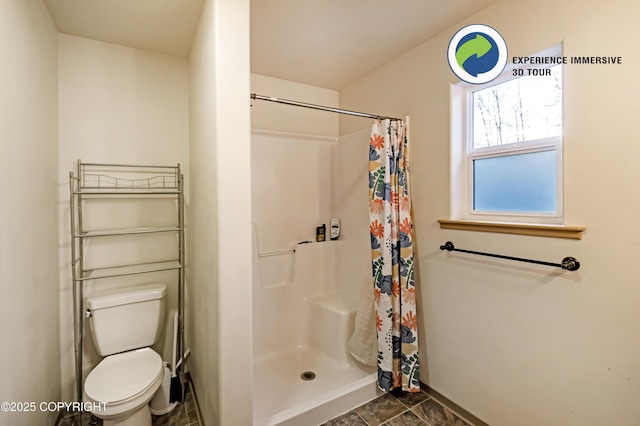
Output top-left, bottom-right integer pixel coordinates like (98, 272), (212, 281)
(86, 284), (167, 356)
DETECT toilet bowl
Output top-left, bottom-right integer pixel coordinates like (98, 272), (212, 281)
(84, 348), (164, 426)
(83, 284), (167, 426)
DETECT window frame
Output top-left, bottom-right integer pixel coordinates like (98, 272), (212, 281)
(451, 45), (564, 225)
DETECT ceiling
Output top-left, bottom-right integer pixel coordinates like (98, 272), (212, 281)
(43, 0), (204, 58)
(43, 0), (498, 90)
(251, 0), (498, 89)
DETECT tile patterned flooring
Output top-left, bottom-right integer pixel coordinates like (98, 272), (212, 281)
(321, 389), (473, 426)
(57, 382), (474, 426)
(56, 384), (199, 426)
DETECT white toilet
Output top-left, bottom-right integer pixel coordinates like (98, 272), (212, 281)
(83, 283), (167, 426)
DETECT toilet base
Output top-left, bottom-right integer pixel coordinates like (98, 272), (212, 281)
(101, 404), (151, 426)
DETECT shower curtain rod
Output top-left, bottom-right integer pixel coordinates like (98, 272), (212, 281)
(250, 93), (402, 121)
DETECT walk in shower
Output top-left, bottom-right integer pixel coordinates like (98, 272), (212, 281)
(251, 126), (381, 426)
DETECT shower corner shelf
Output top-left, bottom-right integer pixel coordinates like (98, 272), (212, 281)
(69, 160), (186, 406)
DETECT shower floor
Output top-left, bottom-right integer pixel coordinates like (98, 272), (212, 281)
(253, 345), (379, 426)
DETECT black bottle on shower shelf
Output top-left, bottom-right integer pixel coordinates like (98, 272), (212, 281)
(316, 224), (326, 242)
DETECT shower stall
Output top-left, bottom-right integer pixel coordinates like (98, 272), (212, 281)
(251, 124), (382, 425)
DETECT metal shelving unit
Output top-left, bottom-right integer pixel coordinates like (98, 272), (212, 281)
(69, 160), (185, 405)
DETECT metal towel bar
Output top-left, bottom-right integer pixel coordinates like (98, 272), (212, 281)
(439, 241), (580, 271)
(258, 249), (295, 258)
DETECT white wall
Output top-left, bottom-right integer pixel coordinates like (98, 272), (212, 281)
(189, 0), (252, 424)
(0, 1), (60, 425)
(188, 0), (219, 421)
(251, 73), (339, 137)
(340, 0), (640, 424)
(57, 34), (190, 401)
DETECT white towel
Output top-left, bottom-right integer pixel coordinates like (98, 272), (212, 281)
(347, 273), (378, 366)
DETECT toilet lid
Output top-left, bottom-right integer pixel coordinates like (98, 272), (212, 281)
(85, 348), (162, 404)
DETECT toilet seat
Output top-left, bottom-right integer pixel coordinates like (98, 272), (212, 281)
(84, 347), (163, 417)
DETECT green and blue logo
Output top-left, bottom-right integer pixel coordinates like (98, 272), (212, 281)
(447, 24), (507, 84)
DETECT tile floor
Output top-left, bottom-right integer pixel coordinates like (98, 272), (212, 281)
(57, 382), (474, 426)
(56, 383), (199, 426)
(321, 389), (474, 426)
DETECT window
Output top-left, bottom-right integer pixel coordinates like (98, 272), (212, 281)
(450, 46), (563, 224)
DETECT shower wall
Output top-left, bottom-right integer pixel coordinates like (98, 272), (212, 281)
(251, 125), (379, 426)
(251, 73), (340, 358)
(332, 128), (374, 311)
(251, 126), (375, 359)
(250, 74), (381, 424)
(250, 73), (371, 316)
(252, 130), (333, 261)
(250, 74), (375, 352)
(251, 129), (335, 357)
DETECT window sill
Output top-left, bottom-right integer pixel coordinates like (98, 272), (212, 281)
(437, 219), (585, 240)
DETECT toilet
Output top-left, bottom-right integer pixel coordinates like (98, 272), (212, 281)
(83, 283), (167, 426)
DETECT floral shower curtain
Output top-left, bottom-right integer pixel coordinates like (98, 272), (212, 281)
(368, 118), (420, 392)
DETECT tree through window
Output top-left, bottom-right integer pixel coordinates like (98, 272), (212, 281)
(472, 65), (562, 148)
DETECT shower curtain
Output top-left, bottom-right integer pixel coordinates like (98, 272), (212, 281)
(368, 118), (420, 392)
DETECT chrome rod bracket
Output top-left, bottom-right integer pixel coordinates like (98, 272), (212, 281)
(561, 257), (580, 271)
